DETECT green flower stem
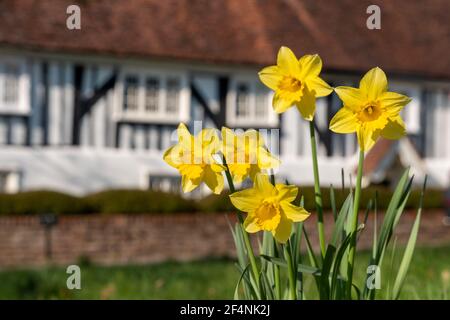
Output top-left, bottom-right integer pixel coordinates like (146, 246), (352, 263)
(284, 241), (297, 300)
(347, 149), (365, 298)
(274, 243), (282, 300)
(309, 121), (326, 258)
(223, 157), (260, 290)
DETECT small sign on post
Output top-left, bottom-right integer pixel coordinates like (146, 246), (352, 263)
(39, 213), (58, 261)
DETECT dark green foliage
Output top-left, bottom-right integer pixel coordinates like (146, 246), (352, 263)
(200, 186), (444, 213)
(197, 192), (234, 213)
(0, 186), (444, 215)
(84, 189), (198, 214)
(0, 189), (197, 215)
(297, 186), (443, 212)
(0, 191), (91, 215)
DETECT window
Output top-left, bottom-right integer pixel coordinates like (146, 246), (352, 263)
(145, 78), (160, 112)
(255, 84), (268, 119)
(166, 78), (180, 114)
(149, 174), (181, 193)
(0, 170), (20, 193)
(229, 79), (276, 126)
(236, 83), (250, 118)
(119, 72), (186, 123)
(123, 76), (138, 111)
(3, 64), (19, 104)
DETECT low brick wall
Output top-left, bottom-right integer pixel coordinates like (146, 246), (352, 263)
(0, 211), (448, 269)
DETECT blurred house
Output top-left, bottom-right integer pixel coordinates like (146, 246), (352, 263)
(0, 0), (448, 195)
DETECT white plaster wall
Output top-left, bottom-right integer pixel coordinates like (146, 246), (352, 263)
(0, 146), (177, 195)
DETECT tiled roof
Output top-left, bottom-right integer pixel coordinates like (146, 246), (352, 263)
(1, 0), (449, 79)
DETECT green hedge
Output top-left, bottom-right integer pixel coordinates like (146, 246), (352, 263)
(0, 187), (445, 216)
(0, 191), (91, 215)
(84, 189), (197, 214)
(198, 186), (445, 213)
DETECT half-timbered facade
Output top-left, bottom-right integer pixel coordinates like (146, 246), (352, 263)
(0, 0), (449, 194)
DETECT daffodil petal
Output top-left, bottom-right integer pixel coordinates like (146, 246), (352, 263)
(257, 147), (280, 169)
(280, 202), (310, 222)
(221, 126), (235, 144)
(181, 175), (199, 193)
(243, 130), (261, 150)
(360, 67), (388, 100)
(200, 128), (219, 142)
(381, 117), (406, 140)
(273, 93), (294, 113)
(244, 214), (261, 233)
(379, 91), (412, 115)
(254, 174), (275, 197)
(200, 129), (221, 156)
(306, 76), (333, 97)
(295, 86), (316, 121)
(229, 188), (261, 212)
(259, 65), (282, 91)
(272, 214), (292, 243)
(177, 123), (192, 144)
(334, 86), (365, 111)
(248, 165), (261, 181)
(299, 54), (322, 79)
(277, 46), (300, 74)
(275, 184), (298, 203)
(203, 166), (224, 194)
(163, 145), (179, 168)
(329, 107), (358, 133)
(211, 163), (226, 173)
(228, 163), (251, 183)
(357, 123), (380, 151)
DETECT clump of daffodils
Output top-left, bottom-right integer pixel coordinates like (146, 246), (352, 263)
(164, 46), (423, 301)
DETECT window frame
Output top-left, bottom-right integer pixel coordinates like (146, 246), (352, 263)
(115, 67), (189, 124)
(0, 57), (29, 115)
(0, 169), (21, 193)
(389, 82), (421, 135)
(227, 75), (278, 127)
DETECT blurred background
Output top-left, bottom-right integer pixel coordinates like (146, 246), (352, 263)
(0, 0), (448, 299)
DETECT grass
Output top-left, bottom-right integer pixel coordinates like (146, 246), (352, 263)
(0, 245), (448, 300)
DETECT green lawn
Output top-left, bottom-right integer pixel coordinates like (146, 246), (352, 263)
(0, 245), (448, 299)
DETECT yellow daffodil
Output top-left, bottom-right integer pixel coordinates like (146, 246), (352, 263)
(329, 67), (411, 151)
(222, 127), (280, 184)
(163, 123), (225, 194)
(258, 46), (332, 121)
(229, 174), (310, 243)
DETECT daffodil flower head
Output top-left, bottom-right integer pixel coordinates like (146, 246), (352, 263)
(258, 46), (333, 121)
(229, 174), (310, 243)
(222, 127), (280, 184)
(163, 123), (225, 194)
(329, 67), (412, 151)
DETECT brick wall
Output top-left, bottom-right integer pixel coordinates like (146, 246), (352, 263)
(0, 211), (448, 269)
